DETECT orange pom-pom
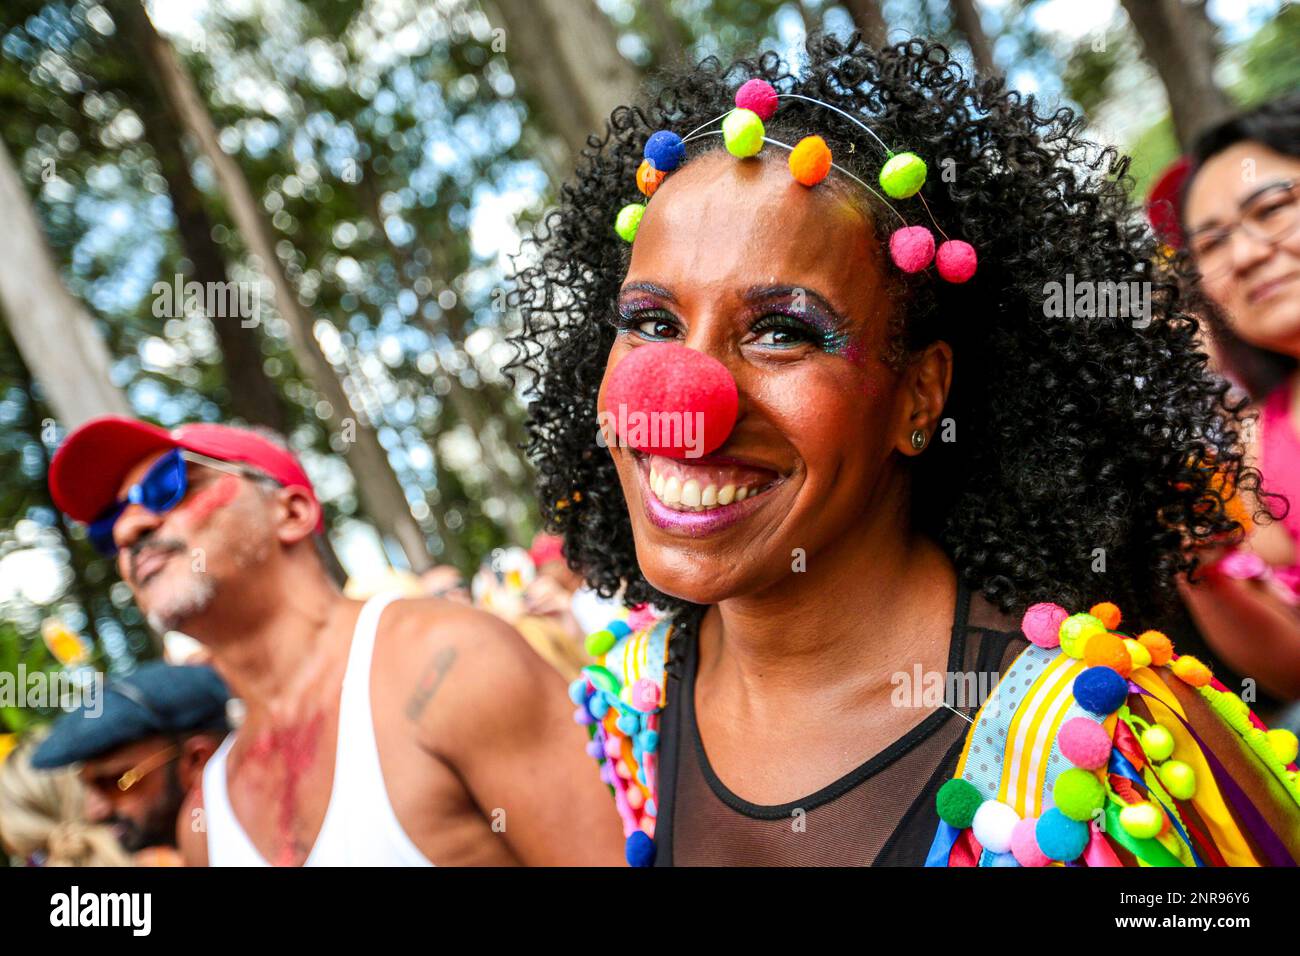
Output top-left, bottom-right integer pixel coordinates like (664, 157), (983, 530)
(1171, 655), (1212, 687)
(1083, 631), (1132, 678)
(789, 135), (832, 186)
(1089, 601), (1122, 631)
(1137, 630), (1173, 666)
(637, 159), (666, 197)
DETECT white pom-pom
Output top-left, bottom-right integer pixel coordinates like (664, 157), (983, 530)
(972, 799), (1021, 854)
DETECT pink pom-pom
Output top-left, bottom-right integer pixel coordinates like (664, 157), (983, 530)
(1010, 817), (1050, 867)
(735, 79), (778, 120)
(630, 678), (660, 712)
(889, 226), (935, 273)
(936, 239), (977, 283)
(1021, 602), (1068, 648)
(1058, 716), (1112, 769)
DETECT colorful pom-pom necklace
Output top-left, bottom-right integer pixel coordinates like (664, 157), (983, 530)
(614, 78), (979, 284)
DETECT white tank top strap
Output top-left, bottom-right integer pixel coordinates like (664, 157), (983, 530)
(200, 732), (268, 867)
(202, 592), (435, 866)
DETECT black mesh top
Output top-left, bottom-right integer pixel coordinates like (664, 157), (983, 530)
(653, 584), (1029, 866)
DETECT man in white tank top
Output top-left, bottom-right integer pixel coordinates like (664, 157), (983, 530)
(48, 417), (626, 866)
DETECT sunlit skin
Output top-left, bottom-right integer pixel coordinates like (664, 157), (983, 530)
(78, 733), (218, 854)
(600, 151), (962, 803)
(1180, 142), (1300, 698)
(106, 451), (623, 866)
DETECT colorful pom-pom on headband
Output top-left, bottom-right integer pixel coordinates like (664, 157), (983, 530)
(614, 78), (979, 284)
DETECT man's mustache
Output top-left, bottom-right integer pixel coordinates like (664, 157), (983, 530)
(127, 538), (187, 585)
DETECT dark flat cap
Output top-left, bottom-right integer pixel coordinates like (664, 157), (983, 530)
(30, 662), (230, 769)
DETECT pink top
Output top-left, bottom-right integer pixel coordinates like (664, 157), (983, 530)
(1260, 378), (1300, 594)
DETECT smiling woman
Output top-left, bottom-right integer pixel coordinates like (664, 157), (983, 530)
(508, 35), (1300, 867)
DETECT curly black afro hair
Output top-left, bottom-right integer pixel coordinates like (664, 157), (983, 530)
(508, 33), (1259, 624)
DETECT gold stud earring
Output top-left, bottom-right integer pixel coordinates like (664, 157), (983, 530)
(910, 429), (927, 451)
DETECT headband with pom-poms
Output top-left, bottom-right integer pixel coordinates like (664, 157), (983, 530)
(615, 79), (978, 284)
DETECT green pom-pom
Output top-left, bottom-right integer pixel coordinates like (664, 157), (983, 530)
(1059, 612), (1105, 659)
(581, 664), (622, 696)
(935, 778), (982, 828)
(878, 151), (927, 199)
(615, 204), (645, 242)
(722, 108), (765, 158)
(585, 629), (617, 657)
(1053, 767), (1105, 821)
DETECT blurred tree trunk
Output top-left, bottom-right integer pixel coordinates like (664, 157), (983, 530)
(1119, 0), (1233, 150)
(843, 0), (888, 48)
(0, 138), (130, 427)
(128, 71), (290, 432)
(483, 0), (640, 174)
(949, 0), (996, 77)
(122, 1), (432, 572)
(643, 0), (691, 68)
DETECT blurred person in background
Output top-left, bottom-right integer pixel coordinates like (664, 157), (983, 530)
(0, 735), (131, 867)
(419, 564), (472, 603)
(471, 544), (588, 679)
(29, 661), (230, 865)
(47, 416), (623, 866)
(1178, 94), (1300, 707)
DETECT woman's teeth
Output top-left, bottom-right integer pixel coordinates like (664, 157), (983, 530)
(649, 464), (766, 512)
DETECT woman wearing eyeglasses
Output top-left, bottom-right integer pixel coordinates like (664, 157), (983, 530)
(1180, 94), (1300, 706)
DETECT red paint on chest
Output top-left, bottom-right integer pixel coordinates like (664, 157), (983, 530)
(246, 713), (325, 866)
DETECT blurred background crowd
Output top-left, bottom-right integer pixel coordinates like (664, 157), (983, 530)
(0, 0), (1296, 865)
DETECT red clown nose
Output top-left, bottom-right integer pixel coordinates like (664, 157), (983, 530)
(602, 343), (739, 459)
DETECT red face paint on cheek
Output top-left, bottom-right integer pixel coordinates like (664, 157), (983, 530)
(175, 473), (240, 530)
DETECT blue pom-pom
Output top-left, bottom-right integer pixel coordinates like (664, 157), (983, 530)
(1073, 665), (1130, 716)
(607, 619), (632, 639)
(639, 729), (660, 753)
(589, 695), (611, 719)
(625, 831), (656, 867)
(987, 850), (1021, 867)
(644, 131), (685, 172)
(568, 678), (589, 705)
(1035, 807), (1090, 861)
(616, 713), (640, 735)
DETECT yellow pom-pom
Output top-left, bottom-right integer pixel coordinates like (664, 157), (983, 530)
(1089, 601), (1122, 630)
(1137, 630), (1173, 666)
(1157, 760), (1197, 800)
(722, 108), (765, 158)
(1124, 638), (1152, 670)
(1059, 613), (1105, 659)
(1171, 655), (1212, 687)
(789, 135), (832, 186)
(1267, 729), (1299, 765)
(1118, 802), (1163, 840)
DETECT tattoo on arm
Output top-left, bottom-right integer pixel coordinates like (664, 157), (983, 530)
(406, 646), (457, 722)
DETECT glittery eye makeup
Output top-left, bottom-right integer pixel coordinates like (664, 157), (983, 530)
(749, 305), (852, 355)
(612, 282), (860, 357)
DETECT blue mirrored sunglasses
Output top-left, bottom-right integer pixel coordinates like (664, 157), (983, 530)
(87, 449), (263, 556)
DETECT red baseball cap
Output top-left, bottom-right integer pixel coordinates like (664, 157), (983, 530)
(1146, 156), (1191, 250)
(49, 416), (323, 533)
